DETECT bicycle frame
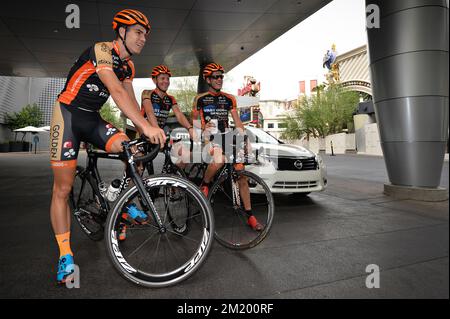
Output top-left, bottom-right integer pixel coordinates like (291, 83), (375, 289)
(81, 146), (129, 214)
(121, 140), (167, 231)
(185, 132), (251, 209)
(80, 140), (169, 232)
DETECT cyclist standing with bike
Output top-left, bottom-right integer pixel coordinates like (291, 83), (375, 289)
(49, 9), (165, 284)
(192, 62), (263, 232)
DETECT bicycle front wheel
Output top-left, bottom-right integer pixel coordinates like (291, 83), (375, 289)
(209, 170), (274, 250)
(104, 174), (214, 288)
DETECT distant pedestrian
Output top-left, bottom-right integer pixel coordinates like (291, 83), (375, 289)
(33, 134), (39, 154)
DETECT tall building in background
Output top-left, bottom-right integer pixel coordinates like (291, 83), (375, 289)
(0, 76), (66, 141)
(37, 78), (66, 125)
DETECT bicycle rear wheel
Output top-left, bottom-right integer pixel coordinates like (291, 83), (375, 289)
(69, 166), (106, 241)
(209, 170), (274, 250)
(104, 174), (214, 288)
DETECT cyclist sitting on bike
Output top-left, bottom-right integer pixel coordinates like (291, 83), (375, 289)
(141, 65), (194, 169)
(192, 62), (263, 232)
(49, 9), (166, 284)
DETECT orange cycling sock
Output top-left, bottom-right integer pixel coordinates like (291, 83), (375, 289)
(55, 232), (73, 257)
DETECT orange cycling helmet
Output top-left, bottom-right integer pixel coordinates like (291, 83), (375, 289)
(112, 9), (151, 33)
(203, 62), (225, 79)
(152, 65), (172, 78)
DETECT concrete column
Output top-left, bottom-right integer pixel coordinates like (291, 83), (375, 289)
(366, 0), (449, 188)
(197, 63), (209, 94)
(354, 114), (375, 153)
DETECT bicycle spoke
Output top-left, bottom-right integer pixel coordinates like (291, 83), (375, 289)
(127, 228), (159, 259)
(164, 210), (197, 228)
(150, 234), (163, 270)
(126, 224), (156, 231)
(216, 185), (233, 202)
(164, 228), (201, 243)
(235, 208), (248, 226)
(163, 233), (182, 266)
(251, 201), (269, 208)
(136, 231), (162, 271)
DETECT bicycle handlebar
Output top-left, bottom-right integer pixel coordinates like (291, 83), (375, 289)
(133, 142), (160, 163)
(122, 136), (163, 164)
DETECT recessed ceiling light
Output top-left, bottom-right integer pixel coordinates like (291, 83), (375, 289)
(53, 29), (59, 33)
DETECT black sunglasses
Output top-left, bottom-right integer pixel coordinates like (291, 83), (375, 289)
(209, 74), (224, 80)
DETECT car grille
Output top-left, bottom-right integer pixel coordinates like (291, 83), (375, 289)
(273, 181), (319, 189)
(275, 157), (317, 171)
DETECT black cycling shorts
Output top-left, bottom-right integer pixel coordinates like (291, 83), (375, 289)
(49, 101), (127, 169)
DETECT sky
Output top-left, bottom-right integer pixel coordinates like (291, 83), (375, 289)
(134, 0), (368, 101)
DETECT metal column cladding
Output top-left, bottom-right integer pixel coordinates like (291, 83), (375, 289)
(197, 63), (210, 94)
(366, 0), (449, 188)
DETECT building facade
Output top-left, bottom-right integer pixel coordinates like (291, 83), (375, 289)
(258, 100), (296, 139)
(0, 76), (66, 147)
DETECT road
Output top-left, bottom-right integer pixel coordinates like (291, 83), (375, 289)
(0, 151), (448, 299)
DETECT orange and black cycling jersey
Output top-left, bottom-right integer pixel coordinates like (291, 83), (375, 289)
(192, 91), (237, 133)
(141, 89), (177, 129)
(58, 41), (135, 111)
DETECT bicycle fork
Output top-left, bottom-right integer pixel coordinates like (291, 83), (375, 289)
(231, 172), (242, 210)
(126, 150), (167, 233)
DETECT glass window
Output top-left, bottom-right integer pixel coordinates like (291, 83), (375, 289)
(245, 127), (280, 145)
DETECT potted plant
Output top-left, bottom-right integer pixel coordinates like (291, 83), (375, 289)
(4, 104), (43, 152)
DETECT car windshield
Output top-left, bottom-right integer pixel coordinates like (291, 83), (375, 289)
(245, 127), (280, 145)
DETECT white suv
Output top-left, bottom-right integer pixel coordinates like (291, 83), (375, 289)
(244, 126), (327, 195)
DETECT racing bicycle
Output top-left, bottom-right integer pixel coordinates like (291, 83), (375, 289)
(69, 136), (214, 287)
(154, 131), (274, 250)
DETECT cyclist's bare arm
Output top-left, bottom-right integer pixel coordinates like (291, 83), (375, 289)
(98, 70), (165, 147)
(230, 109), (245, 133)
(173, 105), (195, 139)
(191, 101), (203, 142)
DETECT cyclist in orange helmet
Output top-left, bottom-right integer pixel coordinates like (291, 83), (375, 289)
(141, 65), (194, 165)
(112, 9), (151, 56)
(192, 62), (263, 231)
(50, 9), (165, 284)
(141, 65), (194, 146)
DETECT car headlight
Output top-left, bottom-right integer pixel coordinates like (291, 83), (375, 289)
(315, 154), (324, 168)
